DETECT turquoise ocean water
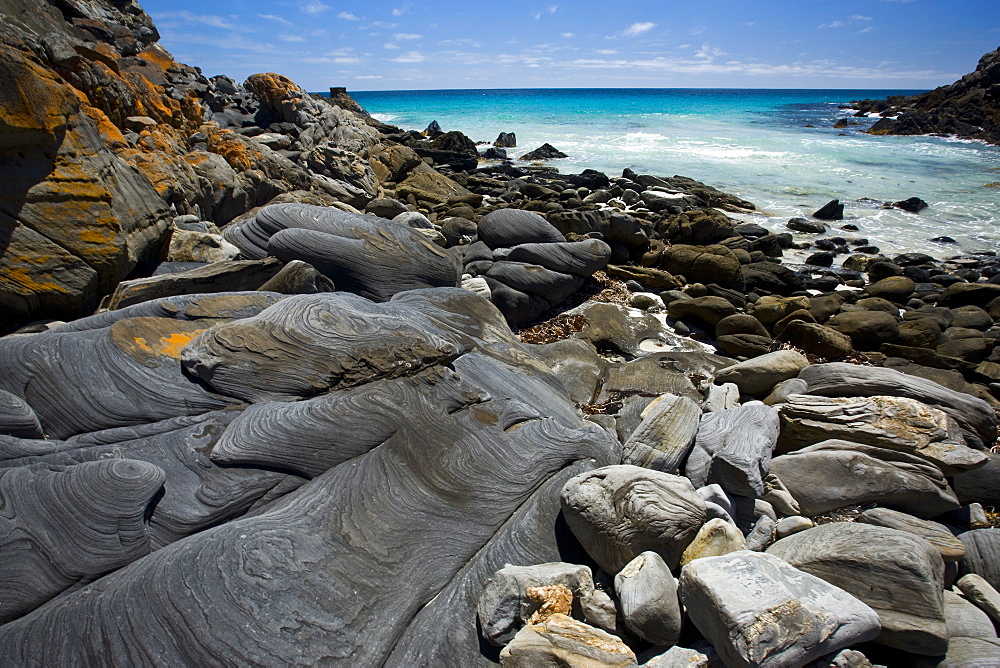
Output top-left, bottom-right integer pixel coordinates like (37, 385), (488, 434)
(348, 88), (1000, 259)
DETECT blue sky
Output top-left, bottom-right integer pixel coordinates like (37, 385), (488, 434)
(144, 0), (999, 91)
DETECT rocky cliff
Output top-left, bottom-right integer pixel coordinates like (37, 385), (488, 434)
(0, 0), (394, 324)
(855, 46), (1000, 145)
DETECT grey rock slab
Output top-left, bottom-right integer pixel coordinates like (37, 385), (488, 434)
(0, 349), (619, 665)
(715, 350), (810, 398)
(499, 614), (637, 667)
(746, 515), (777, 552)
(0, 389), (43, 438)
(3, 411), (290, 549)
(679, 550), (881, 668)
(702, 382), (740, 412)
(569, 301), (720, 359)
(477, 208), (566, 249)
(103, 258), (283, 309)
(768, 522), (948, 655)
(956, 573), (1000, 629)
(798, 362), (998, 451)
(525, 338), (605, 406)
(685, 402), (780, 498)
(0, 459), (164, 624)
(622, 394), (701, 474)
(561, 465), (707, 573)
(0, 434), (78, 461)
(804, 649), (874, 667)
(770, 440), (959, 517)
(959, 529), (1000, 592)
(505, 239), (612, 277)
(857, 507), (966, 563)
(256, 259), (336, 294)
(943, 589), (998, 641)
(775, 516), (815, 540)
(615, 551), (682, 646)
(776, 394), (987, 475)
(643, 646), (710, 667)
(762, 377), (809, 406)
(477, 562), (596, 647)
(485, 261), (583, 307)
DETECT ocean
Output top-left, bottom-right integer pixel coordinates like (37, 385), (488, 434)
(347, 88), (1000, 259)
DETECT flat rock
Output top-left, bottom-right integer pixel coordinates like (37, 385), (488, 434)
(715, 350), (810, 398)
(768, 522), (948, 655)
(685, 402), (780, 498)
(622, 394), (701, 473)
(958, 529), (1000, 592)
(499, 614), (636, 666)
(615, 551), (682, 646)
(769, 440), (960, 517)
(956, 573), (1000, 629)
(798, 362), (998, 450)
(477, 562), (596, 647)
(857, 507), (966, 563)
(776, 394), (988, 475)
(561, 465), (707, 573)
(679, 550), (881, 667)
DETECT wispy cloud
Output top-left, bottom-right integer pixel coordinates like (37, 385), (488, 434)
(391, 51), (425, 63)
(338, 11), (359, 20)
(694, 44), (726, 60)
(155, 11), (238, 30)
(355, 75), (383, 80)
(850, 15), (874, 21)
(384, 42), (400, 49)
(392, 3), (412, 16)
(258, 13), (292, 27)
(819, 20), (845, 29)
(596, 48), (618, 55)
(561, 32), (574, 39)
(393, 33), (422, 40)
(279, 33), (306, 42)
(301, 2), (329, 15)
(619, 22), (656, 37)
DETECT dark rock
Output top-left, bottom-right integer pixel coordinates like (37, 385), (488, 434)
(779, 321), (854, 359)
(660, 244), (743, 289)
(482, 146), (507, 160)
(0, 390), (43, 439)
(959, 529), (1000, 592)
(742, 262), (806, 296)
(715, 314), (770, 338)
(787, 218), (827, 234)
(893, 197), (929, 213)
(937, 282), (1000, 308)
(667, 296), (737, 332)
(365, 197), (409, 219)
(657, 209), (735, 246)
(827, 310), (899, 350)
(893, 252), (936, 267)
(520, 143), (568, 161)
(868, 261), (903, 282)
(257, 259), (336, 294)
(805, 251), (834, 267)
(812, 200), (844, 220)
(493, 132), (517, 148)
(478, 208), (565, 248)
(930, 236), (957, 244)
(424, 119), (442, 135)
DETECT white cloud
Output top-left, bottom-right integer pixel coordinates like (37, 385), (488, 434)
(334, 57), (360, 64)
(391, 51), (425, 63)
(677, 44), (691, 49)
(859, 26), (875, 33)
(338, 11), (359, 20)
(851, 15), (874, 21)
(819, 20), (845, 29)
(301, 2), (329, 15)
(258, 13), (293, 26)
(355, 75), (383, 79)
(690, 27), (705, 36)
(621, 22), (656, 37)
(279, 33), (306, 42)
(694, 44), (726, 60)
(561, 32), (574, 38)
(394, 33), (422, 40)
(327, 47), (355, 56)
(155, 11), (237, 30)
(392, 3), (412, 16)
(384, 42), (400, 49)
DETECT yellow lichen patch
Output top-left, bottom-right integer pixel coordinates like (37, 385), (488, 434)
(526, 585), (573, 624)
(80, 104), (127, 149)
(206, 130), (264, 172)
(0, 46), (75, 144)
(78, 227), (115, 245)
(2, 267), (69, 294)
(110, 317), (207, 366)
(136, 48), (176, 72)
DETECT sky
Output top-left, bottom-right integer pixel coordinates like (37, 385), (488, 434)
(143, 0), (1000, 91)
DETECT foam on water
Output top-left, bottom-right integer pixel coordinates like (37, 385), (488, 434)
(349, 88), (1000, 258)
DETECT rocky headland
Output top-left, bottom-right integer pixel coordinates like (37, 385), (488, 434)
(2, 1), (1000, 665)
(852, 46), (1000, 145)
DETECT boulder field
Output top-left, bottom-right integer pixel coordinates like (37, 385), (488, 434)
(2, 1), (1000, 665)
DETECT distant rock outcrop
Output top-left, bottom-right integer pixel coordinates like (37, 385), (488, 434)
(855, 46), (1000, 145)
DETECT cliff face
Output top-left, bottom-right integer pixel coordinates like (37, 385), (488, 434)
(857, 47), (1000, 145)
(0, 0), (389, 323)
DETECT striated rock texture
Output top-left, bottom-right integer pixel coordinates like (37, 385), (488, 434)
(859, 47), (1000, 145)
(0, 288), (622, 665)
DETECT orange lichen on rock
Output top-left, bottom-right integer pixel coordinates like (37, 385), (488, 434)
(110, 317), (209, 365)
(80, 104), (128, 149)
(206, 129), (264, 172)
(245, 72), (305, 111)
(0, 46), (75, 147)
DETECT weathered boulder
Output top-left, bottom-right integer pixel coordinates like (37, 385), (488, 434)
(680, 551), (881, 667)
(715, 350), (811, 398)
(499, 614), (636, 666)
(561, 465), (707, 573)
(685, 403), (780, 498)
(768, 523), (949, 655)
(679, 517), (747, 565)
(615, 551), (682, 646)
(769, 440), (960, 517)
(779, 321), (854, 359)
(776, 394), (988, 475)
(660, 244), (743, 289)
(622, 394), (701, 473)
(857, 508), (966, 563)
(959, 529), (1000, 592)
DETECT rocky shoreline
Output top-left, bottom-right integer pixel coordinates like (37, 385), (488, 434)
(850, 46), (1000, 146)
(2, 1), (1000, 666)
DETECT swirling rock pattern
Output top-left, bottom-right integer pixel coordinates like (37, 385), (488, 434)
(0, 355), (618, 665)
(3, 411), (292, 548)
(685, 402), (780, 498)
(0, 389), (43, 438)
(477, 209), (566, 249)
(225, 203), (460, 300)
(0, 459), (165, 623)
